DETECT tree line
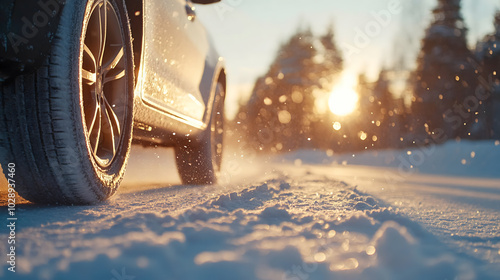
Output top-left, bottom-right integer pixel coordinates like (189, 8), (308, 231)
(231, 0), (500, 154)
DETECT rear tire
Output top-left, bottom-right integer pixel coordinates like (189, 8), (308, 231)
(0, 0), (134, 204)
(175, 82), (225, 185)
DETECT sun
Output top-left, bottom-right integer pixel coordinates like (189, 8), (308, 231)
(328, 84), (359, 116)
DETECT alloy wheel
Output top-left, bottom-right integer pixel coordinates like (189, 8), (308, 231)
(81, 0), (128, 168)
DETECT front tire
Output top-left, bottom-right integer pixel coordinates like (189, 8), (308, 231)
(0, 0), (134, 204)
(175, 82), (225, 185)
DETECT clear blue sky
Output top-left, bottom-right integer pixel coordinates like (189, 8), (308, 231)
(196, 0), (500, 118)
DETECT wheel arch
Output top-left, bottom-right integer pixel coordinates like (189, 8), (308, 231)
(218, 66), (227, 92)
(202, 55), (226, 127)
(217, 66), (227, 119)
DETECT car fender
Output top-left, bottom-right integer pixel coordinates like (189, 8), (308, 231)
(200, 35), (226, 127)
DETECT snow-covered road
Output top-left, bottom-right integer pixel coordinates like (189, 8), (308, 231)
(293, 164), (500, 267)
(1, 141), (499, 280)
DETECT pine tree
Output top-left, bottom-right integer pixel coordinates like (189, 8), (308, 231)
(318, 25), (344, 89)
(344, 73), (374, 151)
(371, 70), (395, 148)
(241, 26), (344, 153)
(245, 28), (319, 152)
(412, 0), (478, 140)
(312, 25), (344, 149)
(475, 11), (500, 139)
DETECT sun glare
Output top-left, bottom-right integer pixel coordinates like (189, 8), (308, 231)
(328, 77), (359, 116)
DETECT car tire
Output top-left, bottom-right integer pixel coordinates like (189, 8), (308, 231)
(0, 0), (134, 204)
(175, 82), (225, 185)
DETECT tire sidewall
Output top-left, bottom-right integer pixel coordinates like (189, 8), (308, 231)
(49, 0), (134, 200)
(211, 82), (225, 175)
(195, 82), (225, 175)
(174, 81), (225, 185)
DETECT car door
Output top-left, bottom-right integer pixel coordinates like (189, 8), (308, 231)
(141, 0), (209, 127)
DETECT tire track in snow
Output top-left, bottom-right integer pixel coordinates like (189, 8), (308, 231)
(1, 169), (495, 280)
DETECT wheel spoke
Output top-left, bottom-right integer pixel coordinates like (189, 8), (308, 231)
(91, 105), (103, 155)
(103, 95), (121, 136)
(103, 69), (125, 84)
(104, 46), (123, 72)
(102, 102), (117, 156)
(82, 69), (96, 85)
(88, 101), (102, 157)
(83, 44), (97, 69)
(98, 0), (108, 64)
(88, 100), (100, 132)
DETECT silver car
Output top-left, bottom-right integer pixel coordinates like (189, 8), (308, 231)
(0, 0), (226, 204)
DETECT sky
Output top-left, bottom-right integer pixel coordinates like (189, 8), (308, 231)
(195, 0), (500, 118)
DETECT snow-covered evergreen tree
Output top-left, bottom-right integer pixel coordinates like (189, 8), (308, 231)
(370, 70), (396, 148)
(351, 70), (403, 150)
(244, 28), (318, 152)
(475, 11), (500, 139)
(412, 0), (478, 140)
(244, 26), (343, 153)
(318, 26), (343, 90)
(311, 25), (344, 150)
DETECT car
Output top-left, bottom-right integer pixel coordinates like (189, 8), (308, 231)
(0, 0), (226, 204)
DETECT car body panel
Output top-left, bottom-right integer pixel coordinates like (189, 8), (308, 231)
(132, 39), (225, 144)
(140, 0), (207, 123)
(131, 0), (225, 144)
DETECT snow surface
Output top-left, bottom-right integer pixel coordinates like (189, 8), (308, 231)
(279, 140), (500, 178)
(1, 140), (499, 279)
